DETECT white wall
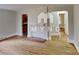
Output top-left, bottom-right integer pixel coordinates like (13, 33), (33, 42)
(16, 7), (47, 38)
(48, 5), (74, 42)
(16, 11), (22, 36)
(0, 9), (16, 40)
(16, 5), (74, 41)
(64, 11), (69, 35)
(50, 12), (60, 36)
(73, 5), (79, 52)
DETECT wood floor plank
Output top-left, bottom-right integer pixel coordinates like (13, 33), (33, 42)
(0, 35), (78, 55)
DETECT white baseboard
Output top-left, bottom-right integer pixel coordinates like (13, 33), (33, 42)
(67, 39), (79, 53)
(8, 33), (16, 37)
(67, 39), (74, 43)
(27, 34), (48, 40)
(51, 33), (60, 36)
(73, 41), (79, 53)
(16, 33), (22, 36)
(27, 34), (31, 37)
(0, 33), (16, 40)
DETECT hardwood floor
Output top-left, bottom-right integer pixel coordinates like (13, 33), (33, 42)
(0, 36), (78, 55)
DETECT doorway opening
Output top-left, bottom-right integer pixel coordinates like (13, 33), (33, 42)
(49, 11), (69, 42)
(22, 14), (28, 37)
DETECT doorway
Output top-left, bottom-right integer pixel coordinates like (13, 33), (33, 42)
(59, 14), (65, 33)
(49, 11), (69, 42)
(22, 14), (28, 36)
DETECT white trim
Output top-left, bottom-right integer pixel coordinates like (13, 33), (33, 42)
(27, 34), (48, 40)
(72, 41), (79, 53)
(68, 40), (79, 53)
(67, 39), (74, 43)
(57, 11), (66, 14)
(74, 43), (79, 53)
(6, 33), (16, 38)
(0, 33), (16, 40)
(16, 33), (22, 36)
(27, 34), (31, 37)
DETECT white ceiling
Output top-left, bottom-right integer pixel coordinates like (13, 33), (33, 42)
(0, 4), (72, 11)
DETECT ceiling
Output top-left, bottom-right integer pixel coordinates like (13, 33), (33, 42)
(0, 4), (72, 11)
